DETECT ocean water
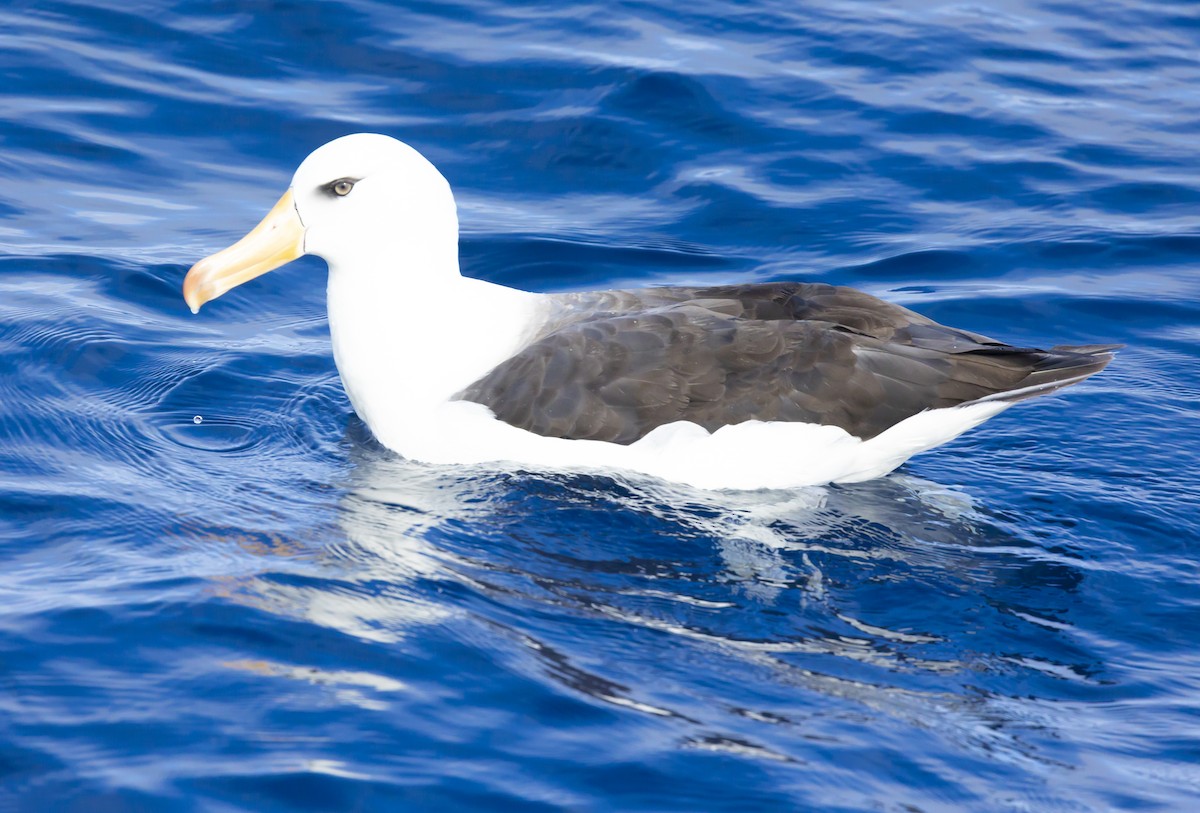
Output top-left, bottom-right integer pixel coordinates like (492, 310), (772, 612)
(2, 0), (1199, 809)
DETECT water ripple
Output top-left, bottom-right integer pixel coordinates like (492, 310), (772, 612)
(2, 0), (1199, 810)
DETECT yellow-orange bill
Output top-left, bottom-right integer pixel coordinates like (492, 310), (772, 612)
(183, 189), (304, 313)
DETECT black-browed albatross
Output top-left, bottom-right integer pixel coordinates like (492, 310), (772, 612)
(183, 134), (1116, 489)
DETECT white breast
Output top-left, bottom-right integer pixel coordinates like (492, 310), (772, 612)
(326, 267), (547, 450)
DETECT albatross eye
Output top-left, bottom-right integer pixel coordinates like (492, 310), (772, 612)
(321, 177), (352, 196)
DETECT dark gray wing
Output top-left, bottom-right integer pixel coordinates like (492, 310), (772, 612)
(457, 282), (1117, 443)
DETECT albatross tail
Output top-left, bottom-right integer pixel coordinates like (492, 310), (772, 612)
(839, 343), (1120, 484)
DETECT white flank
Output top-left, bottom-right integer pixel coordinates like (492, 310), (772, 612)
(363, 399), (1011, 490)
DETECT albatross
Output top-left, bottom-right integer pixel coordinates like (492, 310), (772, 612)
(183, 133), (1116, 489)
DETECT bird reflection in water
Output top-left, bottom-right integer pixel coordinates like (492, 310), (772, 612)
(216, 427), (1092, 769)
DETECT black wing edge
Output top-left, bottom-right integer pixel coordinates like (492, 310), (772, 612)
(971, 343), (1122, 405)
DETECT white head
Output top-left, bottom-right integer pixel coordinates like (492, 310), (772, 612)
(293, 134), (457, 268)
(183, 133), (459, 313)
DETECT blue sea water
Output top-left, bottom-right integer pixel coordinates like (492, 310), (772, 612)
(2, 0), (1200, 809)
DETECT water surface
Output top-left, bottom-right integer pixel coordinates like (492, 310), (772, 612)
(2, 0), (1200, 810)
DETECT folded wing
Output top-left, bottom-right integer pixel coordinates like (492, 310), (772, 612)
(457, 282), (1117, 444)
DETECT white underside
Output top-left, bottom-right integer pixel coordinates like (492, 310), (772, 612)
(365, 399), (1011, 491)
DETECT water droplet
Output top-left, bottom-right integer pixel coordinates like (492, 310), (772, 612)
(193, 415), (203, 425)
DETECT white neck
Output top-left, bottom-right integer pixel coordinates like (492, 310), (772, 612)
(326, 251), (545, 448)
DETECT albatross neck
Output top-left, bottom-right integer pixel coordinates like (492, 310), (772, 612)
(325, 252), (546, 434)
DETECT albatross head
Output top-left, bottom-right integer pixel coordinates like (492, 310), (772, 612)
(183, 133), (458, 313)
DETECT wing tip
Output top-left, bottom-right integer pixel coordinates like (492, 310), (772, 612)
(973, 342), (1121, 405)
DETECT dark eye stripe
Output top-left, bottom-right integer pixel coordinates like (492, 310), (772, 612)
(322, 177), (358, 197)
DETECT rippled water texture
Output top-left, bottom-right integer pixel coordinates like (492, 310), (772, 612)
(2, 1), (1200, 810)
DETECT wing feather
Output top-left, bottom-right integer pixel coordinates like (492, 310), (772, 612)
(456, 282), (1116, 443)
